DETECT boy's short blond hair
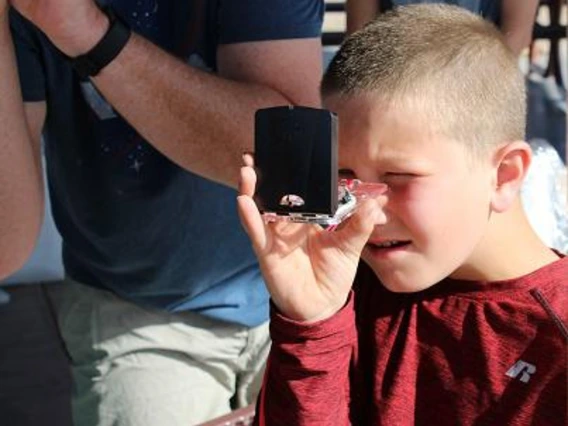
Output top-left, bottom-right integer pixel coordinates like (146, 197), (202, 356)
(322, 4), (527, 155)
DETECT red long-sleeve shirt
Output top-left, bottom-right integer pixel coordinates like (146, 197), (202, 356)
(256, 256), (567, 425)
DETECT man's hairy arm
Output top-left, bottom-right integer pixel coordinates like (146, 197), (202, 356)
(0, 7), (44, 278)
(92, 34), (323, 187)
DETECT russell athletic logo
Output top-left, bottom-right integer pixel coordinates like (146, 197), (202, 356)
(506, 360), (536, 383)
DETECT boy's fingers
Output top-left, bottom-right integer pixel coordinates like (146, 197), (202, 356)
(336, 198), (386, 257)
(238, 165), (257, 198)
(237, 195), (268, 254)
(238, 165), (267, 252)
(242, 152), (255, 168)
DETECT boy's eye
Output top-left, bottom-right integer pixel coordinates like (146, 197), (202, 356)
(338, 169), (357, 179)
(384, 172), (416, 178)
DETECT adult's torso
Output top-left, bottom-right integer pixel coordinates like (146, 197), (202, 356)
(10, 0), (324, 326)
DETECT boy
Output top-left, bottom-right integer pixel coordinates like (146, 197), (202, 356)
(237, 5), (567, 425)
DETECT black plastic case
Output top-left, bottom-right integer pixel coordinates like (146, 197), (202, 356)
(254, 106), (339, 219)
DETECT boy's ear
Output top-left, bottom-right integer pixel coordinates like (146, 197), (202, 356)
(490, 141), (532, 213)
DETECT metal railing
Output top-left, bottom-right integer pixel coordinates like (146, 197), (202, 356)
(530, 0), (567, 87)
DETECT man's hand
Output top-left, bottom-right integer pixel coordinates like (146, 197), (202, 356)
(9, 0), (109, 56)
(237, 159), (387, 323)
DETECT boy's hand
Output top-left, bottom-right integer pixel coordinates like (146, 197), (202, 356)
(9, 0), (109, 56)
(237, 161), (387, 323)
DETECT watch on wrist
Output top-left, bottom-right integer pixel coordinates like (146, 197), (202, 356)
(69, 8), (132, 79)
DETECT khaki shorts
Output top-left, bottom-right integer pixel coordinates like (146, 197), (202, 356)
(47, 278), (270, 426)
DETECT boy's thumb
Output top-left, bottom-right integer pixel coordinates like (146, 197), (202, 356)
(337, 198), (386, 257)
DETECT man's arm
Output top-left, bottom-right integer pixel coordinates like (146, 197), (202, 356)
(500, 0), (539, 56)
(92, 34), (323, 187)
(0, 7), (44, 279)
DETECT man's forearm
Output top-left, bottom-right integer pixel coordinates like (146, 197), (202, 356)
(0, 12), (43, 278)
(91, 34), (300, 187)
(87, 30), (323, 189)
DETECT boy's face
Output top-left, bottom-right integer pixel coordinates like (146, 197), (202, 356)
(326, 94), (497, 292)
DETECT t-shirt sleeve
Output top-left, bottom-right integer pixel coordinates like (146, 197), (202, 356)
(217, 0), (324, 44)
(255, 294), (356, 426)
(9, 9), (47, 102)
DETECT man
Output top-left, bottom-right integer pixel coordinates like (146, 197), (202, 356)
(1, 0), (324, 424)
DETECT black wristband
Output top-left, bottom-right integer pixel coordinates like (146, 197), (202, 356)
(70, 8), (131, 79)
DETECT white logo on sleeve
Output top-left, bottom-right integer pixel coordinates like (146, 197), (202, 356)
(506, 360), (536, 383)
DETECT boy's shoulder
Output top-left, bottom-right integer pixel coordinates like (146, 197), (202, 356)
(353, 255), (567, 331)
(532, 254), (568, 333)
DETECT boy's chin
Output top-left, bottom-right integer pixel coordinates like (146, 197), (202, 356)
(362, 254), (447, 294)
(380, 279), (437, 294)
(369, 267), (440, 294)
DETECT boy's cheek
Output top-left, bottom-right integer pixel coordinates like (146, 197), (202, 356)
(382, 187), (421, 218)
(383, 179), (426, 202)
